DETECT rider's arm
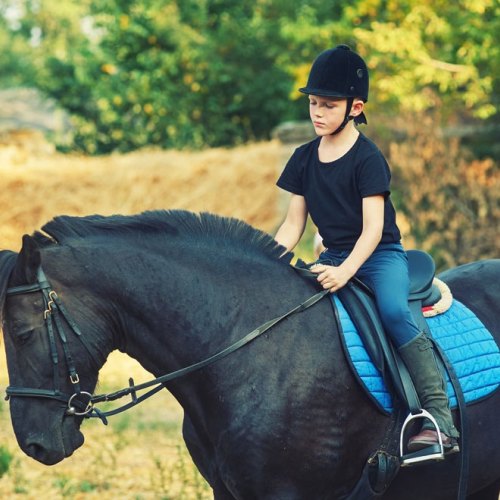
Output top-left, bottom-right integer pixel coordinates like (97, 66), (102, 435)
(274, 194), (308, 253)
(341, 195), (385, 276)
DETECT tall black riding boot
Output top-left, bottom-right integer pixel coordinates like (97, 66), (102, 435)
(398, 332), (460, 452)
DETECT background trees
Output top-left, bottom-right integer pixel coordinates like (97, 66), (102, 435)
(0, 0), (497, 153)
(0, 0), (498, 266)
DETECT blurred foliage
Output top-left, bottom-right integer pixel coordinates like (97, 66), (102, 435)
(0, 14), (33, 86)
(0, 0), (498, 154)
(348, 0), (499, 120)
(0, 445), (13, 478)
(372, 111), (499, 270)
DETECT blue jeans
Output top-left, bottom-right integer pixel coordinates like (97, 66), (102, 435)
(319, 243), (420, 348)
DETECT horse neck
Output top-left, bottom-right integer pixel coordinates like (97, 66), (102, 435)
(117, 248), (300, 376)
(91, 244), (379, 458)
(121, 253), (317, 431)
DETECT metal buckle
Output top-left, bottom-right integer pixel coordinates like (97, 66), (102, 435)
(43, 291), (58, 319)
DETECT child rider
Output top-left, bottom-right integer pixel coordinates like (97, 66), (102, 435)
(274, 45), (459, 453)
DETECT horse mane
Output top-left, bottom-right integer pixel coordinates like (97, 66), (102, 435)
(35, 210), (289, 263)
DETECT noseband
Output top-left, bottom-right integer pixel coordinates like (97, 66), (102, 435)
(5, 265), (329, 425)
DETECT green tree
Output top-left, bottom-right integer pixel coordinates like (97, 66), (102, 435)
(0, 0), (497, 154)
(24, 0), (295, 152)
(347, 0), (499, 120)
(0, 5), (35, 87)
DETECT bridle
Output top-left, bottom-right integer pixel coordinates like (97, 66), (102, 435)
(5, 265), (328, 425)
(5, 267), (99, 419)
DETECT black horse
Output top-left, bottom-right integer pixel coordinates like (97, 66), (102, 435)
(1, 211), (499, 500)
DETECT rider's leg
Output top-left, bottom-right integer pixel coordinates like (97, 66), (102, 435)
(398, 333), (459, 451)
(357, 244), (459, 451)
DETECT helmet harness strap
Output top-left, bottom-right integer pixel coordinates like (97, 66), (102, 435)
(331, 97), (354, 136)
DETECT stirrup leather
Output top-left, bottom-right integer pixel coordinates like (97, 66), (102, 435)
(400, 409), (445, 466)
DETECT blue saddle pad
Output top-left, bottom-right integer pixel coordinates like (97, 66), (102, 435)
(334, 295), (500, 413)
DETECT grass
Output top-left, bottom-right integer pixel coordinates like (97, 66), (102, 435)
(0, 445), (13, 478)
(0, 141), (285, 253)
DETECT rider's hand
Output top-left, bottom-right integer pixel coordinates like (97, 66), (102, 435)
(310, 264), (353, 293)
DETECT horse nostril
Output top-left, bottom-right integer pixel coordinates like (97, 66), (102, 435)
(25, 439), (64, 465)
(26, 441), (46, 461)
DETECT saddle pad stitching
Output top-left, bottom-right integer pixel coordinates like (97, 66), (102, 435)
(335, 296), (500, 413)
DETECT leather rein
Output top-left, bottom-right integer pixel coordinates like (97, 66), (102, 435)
(5, 266), (328, 425)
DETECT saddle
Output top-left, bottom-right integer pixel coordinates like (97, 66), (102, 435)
(294, 249), (447, 416)
(335, 251), (466, 452)
(336, 249), (440, 412)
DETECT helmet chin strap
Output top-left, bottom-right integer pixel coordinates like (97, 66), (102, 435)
(331, 97), (354, 136)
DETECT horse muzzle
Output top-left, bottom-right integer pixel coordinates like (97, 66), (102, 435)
(23, 424), (84, 465)
(10, 398), (85, 465)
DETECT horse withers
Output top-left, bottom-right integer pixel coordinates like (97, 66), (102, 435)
(1, 211), (499, 500)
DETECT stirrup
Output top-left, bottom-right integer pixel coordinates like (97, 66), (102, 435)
(400, 409), (445, 466)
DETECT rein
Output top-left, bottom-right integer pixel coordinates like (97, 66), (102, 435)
(5, 266), (328, 425)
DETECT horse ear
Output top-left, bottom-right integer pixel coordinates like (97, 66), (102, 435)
(18, 234), (41, 282)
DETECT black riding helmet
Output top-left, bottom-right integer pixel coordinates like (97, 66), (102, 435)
(299, 45), (369, 134)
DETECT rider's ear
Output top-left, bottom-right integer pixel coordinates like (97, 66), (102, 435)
(18, 234), (41, 282)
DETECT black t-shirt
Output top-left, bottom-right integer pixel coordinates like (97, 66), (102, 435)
(276, 134), (401, 250)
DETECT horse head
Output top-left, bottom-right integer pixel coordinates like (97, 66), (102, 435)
(2, 235), (108, 465)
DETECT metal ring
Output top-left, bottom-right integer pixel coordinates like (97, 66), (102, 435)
(67, 391), (94, 416)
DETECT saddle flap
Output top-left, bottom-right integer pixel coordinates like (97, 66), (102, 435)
(336, 282), (421, 414)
